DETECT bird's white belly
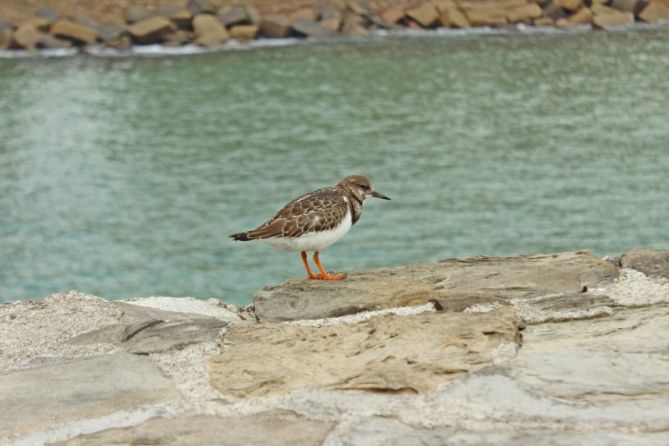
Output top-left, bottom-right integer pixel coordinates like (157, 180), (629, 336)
(261, 211), (353, 252)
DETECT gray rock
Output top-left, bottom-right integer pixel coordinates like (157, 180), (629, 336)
(620, 249), (669, 279)
(259, 14), (292, 38)
(37, 7), (59, 23)
(39, 34), (73, 49)
(0, 353), (176, 441)
(127, 16), (175, 45)
(69, 302), (228, 354)
(125, 6), (155, 24)
(254, 252), (619, 322)
(55, 410), (335, 445)
(291, 18), (338, 38)
(188, 0), (220, 15)
(217, 6), (249, 27)
(210, 307), (521, 397)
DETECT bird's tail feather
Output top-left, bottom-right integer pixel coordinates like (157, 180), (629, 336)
(230, 232), (253, 241)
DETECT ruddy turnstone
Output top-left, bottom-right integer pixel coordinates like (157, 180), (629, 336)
(230, 175), (390, 280)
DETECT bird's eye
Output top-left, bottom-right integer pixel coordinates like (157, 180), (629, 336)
(360, 184), (369, 190)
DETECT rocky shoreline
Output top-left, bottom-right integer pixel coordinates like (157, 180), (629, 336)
(2, 249), (669, 444)
(1, 0), (669, 53)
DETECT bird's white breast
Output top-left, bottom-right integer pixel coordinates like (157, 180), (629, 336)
(261, 210), (353, 252)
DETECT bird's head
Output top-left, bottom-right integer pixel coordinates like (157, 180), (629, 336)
(338, 175), (391, 203)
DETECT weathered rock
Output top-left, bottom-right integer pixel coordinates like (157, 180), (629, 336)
(406, 2), (440, 27)
(245, 5), (261, 24)
(609, 0), (644, 13)
(507, 3), (544, 21)
(619, 249), (669, 279)
(254, 252), (618, 322)
(568, 6), (594, 23)
(50, 19), (98, 45)
(0, 353), (176, 441)
(639, 1), (669, 21)
(592, 4), (635, 27)
(157, 5), (193, 29)
(0, 28), (13, 50)
(37, 7), (59, 23)
(260, 14), (292, 38)
(556, 0), (584, 11)
(39, 34), (73, 49)
(187, 0), (220, 15)
(290, 7), (320, 23)
(21, 17), (51, 32)
(69, 302), (228, 354)
(127, 16), (175, 44)
(533, 16), (556, 24)
(163, 30), (193, 46)
(125, 6), (154, 24)
(95, 22), (126, 43)
(193, 14), (228, 47)
(217, 5), (250, 27)
(543, 1), (569, 19)
(210, 307), (521, 397)
(291, 18), (337, 38)
(437, 3), (471, 27)
(462, 2), (509, 26)
(56, 410), (335, 446)
(12, 24), (42, 50)
(381, 6), (406, 25)
(229, 25), (259, 41)
(320, 15), (343, 31)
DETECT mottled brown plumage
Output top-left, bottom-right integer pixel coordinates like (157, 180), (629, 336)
(230, 175), (390, 280)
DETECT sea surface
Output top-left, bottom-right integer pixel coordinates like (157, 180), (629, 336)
(1, 27), (669, 305)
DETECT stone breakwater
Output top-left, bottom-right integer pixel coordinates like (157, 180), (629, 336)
(2, 0), (669, 53)
(1, 249), (669, 445)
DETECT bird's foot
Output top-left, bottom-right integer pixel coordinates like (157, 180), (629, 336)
(307, 273), (322, 280)
(320, 271), (346, 281)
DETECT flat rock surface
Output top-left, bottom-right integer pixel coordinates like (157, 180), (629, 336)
(620, 248), (669, 279)
(56, 410), (335, 446)
(254, 251), (618, 322)
(210, 306), (521, 397)
(0, 353), (177, 441)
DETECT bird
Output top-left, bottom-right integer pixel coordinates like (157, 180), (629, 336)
(230, 175), (390, 281)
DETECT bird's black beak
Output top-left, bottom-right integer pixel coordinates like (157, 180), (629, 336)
(371, 190), (391, 200)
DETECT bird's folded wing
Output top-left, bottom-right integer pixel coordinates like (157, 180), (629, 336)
(247, 193), (348, 239)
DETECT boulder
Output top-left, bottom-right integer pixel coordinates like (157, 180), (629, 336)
(193, 14), (228, 47)
(568, 7), (594, 23)
(217, 6), (250, 27)
(381, 6), (406, 24)
(39, 34), (73, 49)
(187, 0), (220, 15)
(320, 15), (343, 31)
(291, 7), (320, 23)
(20, 17), (51, 32)
(210, 307), (522, 397)
(50, 19), (98, 45)
(461, 2), (509, 26)
(37, 7), (59, 23)
(506, 3), (544, 21)
(259, 14), (292, 38)
(292, 18), (338, 38)
(254, 252), (618, 322)
(533, 16), (556, 24)
(592, 4), (635, 27)
(12, 24), (42, 50)
(229, 25), (259, 41)
(128, 16), (175, 44)
(0, 353), (177, 440)
(96, 22), (126, 44)
(0, 28), (13, 50)
(163, 29), (193, 46)
(556, 0), (584, 11)
(406, 2), (440, 27)
(543, 1), (569, 18)
(638, 1), (669, 21)
(157, 5), (193, 29)
(619, 249), (669, 279)
(125, 6), (154, 24)
(245, 5), (261, 24)
(609, 0), (644, 13)
(438, 3), (471, 27)
(55, 411), (335, 446)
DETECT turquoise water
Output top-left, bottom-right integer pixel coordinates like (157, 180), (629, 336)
(1, 28), (669, 305)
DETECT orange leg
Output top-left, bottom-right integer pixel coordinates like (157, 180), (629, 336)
(301, 251), (321, 280)
(313, 251), (346, 281)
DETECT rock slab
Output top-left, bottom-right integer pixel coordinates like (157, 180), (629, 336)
(0, 353), (177, 441)
(210, 307), (521, 397)
(56, 410), (335, 446)
(254, 251), (618, 322)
